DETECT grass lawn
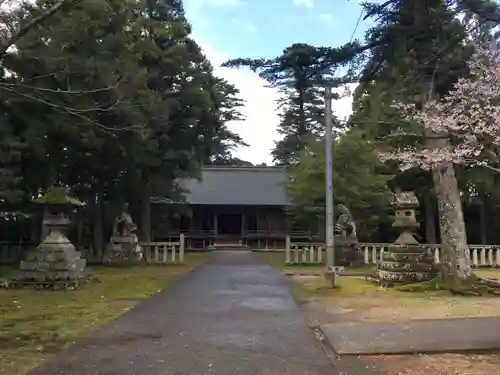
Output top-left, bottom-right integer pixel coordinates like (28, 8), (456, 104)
(0, 253), (207, 375)
(290, 269), (500, 323)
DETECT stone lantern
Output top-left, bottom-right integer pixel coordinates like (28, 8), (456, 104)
(391, 188), (420, 245)
(36, 186), (85, 240)
(8, 187), (89, 288)
(369, 189), (434, 287)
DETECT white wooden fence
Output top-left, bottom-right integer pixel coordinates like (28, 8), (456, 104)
(357, 243), (500, 267)
(285, 235), (500, 267)
(140, 234), (185, 264)
(285, 236), (324, 265)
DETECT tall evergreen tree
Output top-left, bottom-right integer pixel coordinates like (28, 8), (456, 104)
(0, 0), (247, 248)
(224, 43), (346, 165)
(272, 83), (326, 164)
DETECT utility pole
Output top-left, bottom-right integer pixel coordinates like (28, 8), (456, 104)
(324, 85), (335, 287)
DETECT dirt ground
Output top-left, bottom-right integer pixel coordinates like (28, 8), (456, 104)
(288, 270), (500, 375)
(376, 353), (500, 375)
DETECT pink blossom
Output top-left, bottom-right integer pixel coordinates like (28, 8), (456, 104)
(382, 45), (500, 172)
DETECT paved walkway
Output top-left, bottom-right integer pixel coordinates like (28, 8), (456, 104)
(321, 317), (500, 355)
(27, 251), (334, 375)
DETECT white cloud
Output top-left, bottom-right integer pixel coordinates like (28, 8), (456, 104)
(198, 43), (281, 165)
(332, 84), (357, 122)
(293, 0), (314, 9)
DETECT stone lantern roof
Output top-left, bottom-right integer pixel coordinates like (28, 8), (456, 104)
(34, 186), (85, 206)
(391, 190), (419, 210)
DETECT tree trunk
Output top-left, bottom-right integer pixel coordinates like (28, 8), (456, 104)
(423, 82), (472, 281)
(431, 163), (472, 280)
(30, 212), (41, 244)
(139, 168), (152, 242)
(479, 194), (488, 245)
(424, 194), (437, 244)
(92, 194), (103, 262)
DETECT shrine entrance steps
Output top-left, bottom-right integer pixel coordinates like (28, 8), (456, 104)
(208, 243), (251, 251)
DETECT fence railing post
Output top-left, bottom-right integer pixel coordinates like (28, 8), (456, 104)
(179, 233), (185, 263)
(285, 235), (291, 264)
(434, 247), (440, 264)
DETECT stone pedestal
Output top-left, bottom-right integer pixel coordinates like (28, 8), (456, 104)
(103, 235), (142, 265)
(10, 231), (87, 287)
(373, 245), (435, 286)
(334, 236), (363, 267)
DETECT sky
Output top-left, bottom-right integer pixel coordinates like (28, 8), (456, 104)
(183, 0), (372, 164)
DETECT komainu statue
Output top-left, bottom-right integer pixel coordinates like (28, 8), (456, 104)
(334, 204), (357, 239)
(103, 203), (142, 265)
(112, 203), (137, 237)
(334, 204), (362, 266)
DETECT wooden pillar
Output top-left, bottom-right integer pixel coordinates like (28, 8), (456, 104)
(179, 233), (185, 263)
(213, 212), (218, 245)
(265, 211), (269, 249)
(285, 235), (291, 264)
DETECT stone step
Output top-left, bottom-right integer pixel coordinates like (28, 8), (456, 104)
(382, 252), (433, 262)
(376, 269), (432, 283)
(379, 261), (434, 272)
(208, 243), (251, 251)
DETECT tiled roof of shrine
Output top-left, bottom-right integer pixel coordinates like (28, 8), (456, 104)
(177, 166), (288, 206)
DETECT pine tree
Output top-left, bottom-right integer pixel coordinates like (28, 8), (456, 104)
(224, 43), (344, 165)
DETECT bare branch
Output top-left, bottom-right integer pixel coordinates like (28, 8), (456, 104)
(0, 0), (81, 59)
(477, 164), (500, 173)
(0, 79), (126, 94)
(463, 159), (500, 173)
(3, 86), (142, 133)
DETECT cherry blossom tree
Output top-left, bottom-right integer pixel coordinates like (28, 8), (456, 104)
(378, 43), (500, 288)
(381, 44), (500, 173)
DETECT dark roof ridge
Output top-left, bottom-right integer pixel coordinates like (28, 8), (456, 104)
(201, 165), (285, 172)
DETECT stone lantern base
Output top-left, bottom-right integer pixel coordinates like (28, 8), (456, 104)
(368, 245), (435, 287)
(6, 231), (89, 289)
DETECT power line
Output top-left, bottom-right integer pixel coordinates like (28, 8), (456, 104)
(332, 6), (365, 79)
(309, 6), (365, 82)
(349, 7), (365, 44)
